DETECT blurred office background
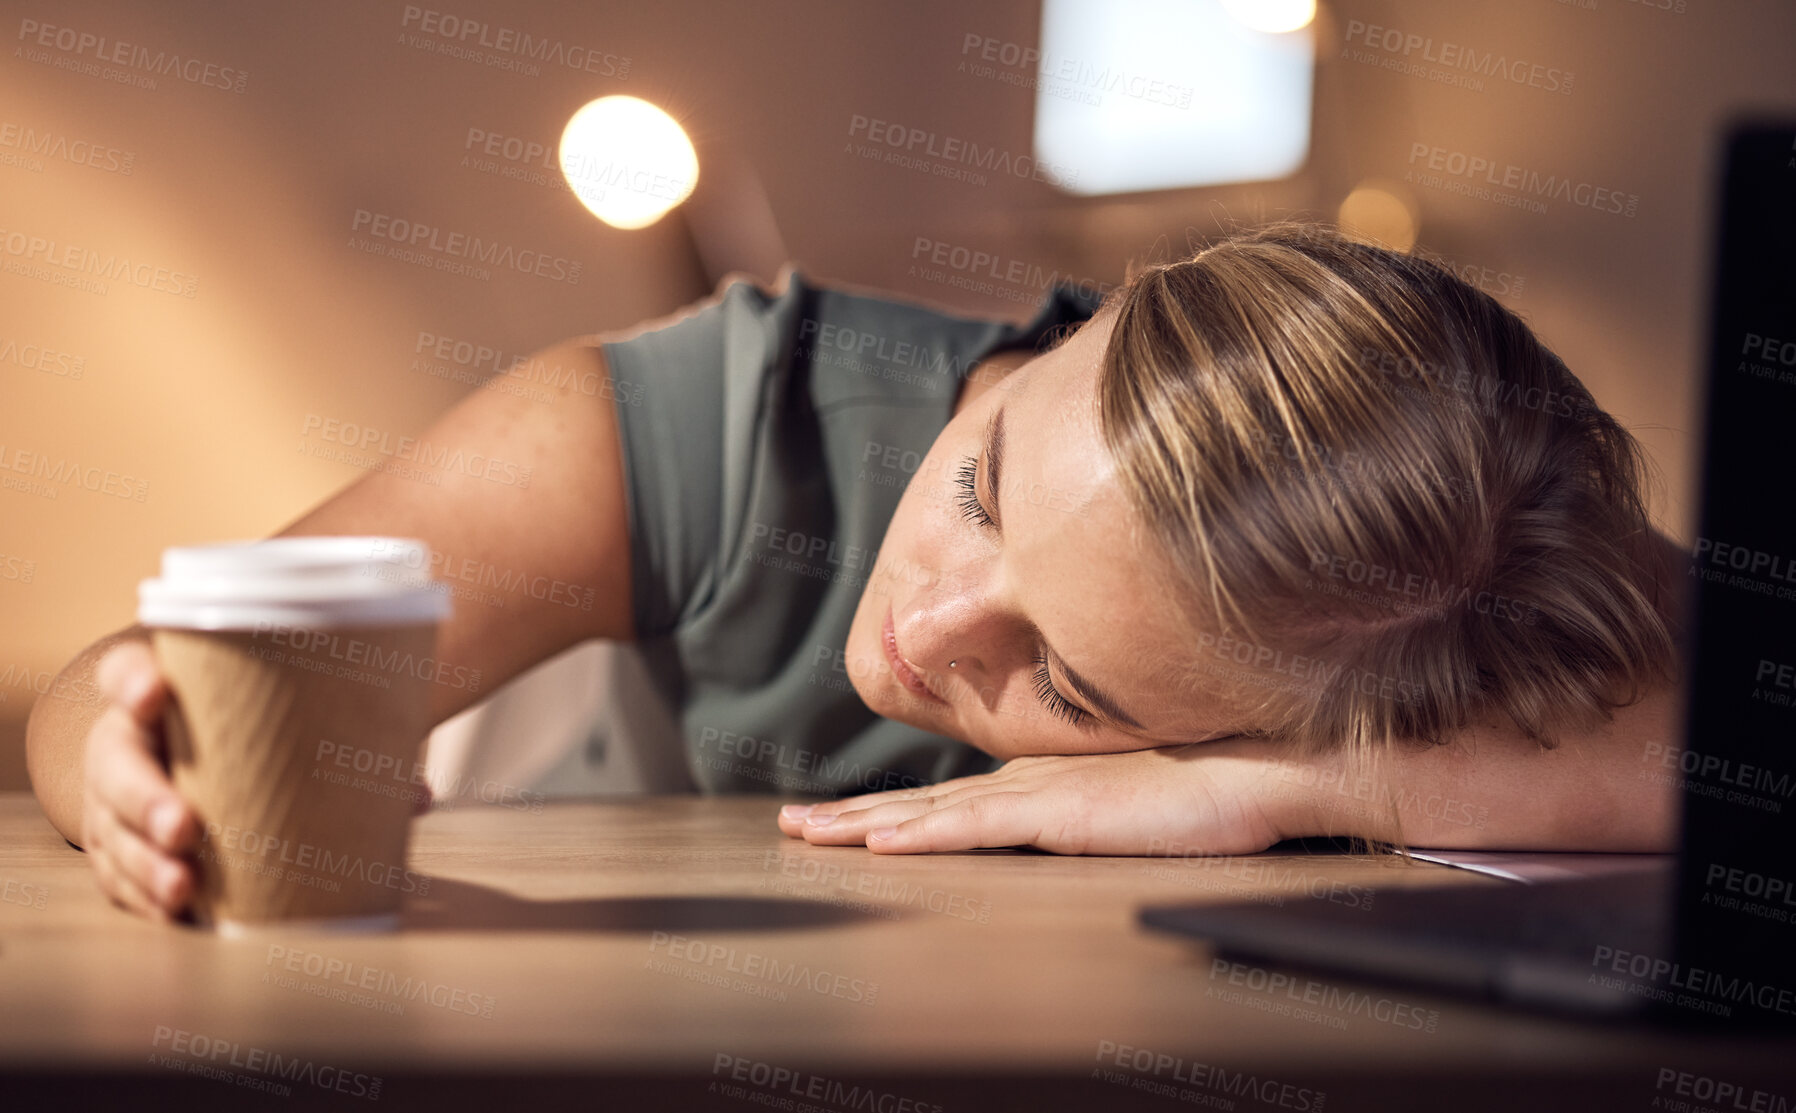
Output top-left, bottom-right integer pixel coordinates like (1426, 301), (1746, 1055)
(3, 0), (1793, 796)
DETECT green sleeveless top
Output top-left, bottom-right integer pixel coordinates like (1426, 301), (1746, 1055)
(602, 272), (1104, 795)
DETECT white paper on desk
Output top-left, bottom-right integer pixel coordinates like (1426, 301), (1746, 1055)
(1395, 850), (1674, 885)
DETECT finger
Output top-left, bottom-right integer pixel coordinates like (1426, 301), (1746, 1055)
(774, 792), (927, 837)
(107, 862), (173, 924)
(101, 807), (191, 911)
(88, 707), (196, 854)
(776, 802), (823, 838)
(865, 791), (1039, 855)
(95, 641), (168, 728)
(800, 796), (947, 845)
(413, 781), (434, 817)
(98, 808), (192, 916)
(785, 773), (1016, 839)
(776, 788), (939, 839)
(89, 833), (171, 923)
(810, 785), (940, 817)
(799, 768), (1009, 825)
(777, 798), (914, 839)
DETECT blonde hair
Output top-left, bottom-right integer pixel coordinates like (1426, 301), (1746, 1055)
(1098, 223), (1675, 775)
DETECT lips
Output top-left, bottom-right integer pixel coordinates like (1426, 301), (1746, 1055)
(882, 606), (946, 704)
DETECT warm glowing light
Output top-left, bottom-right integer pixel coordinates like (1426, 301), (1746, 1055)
(1337, 179), (1419, 252)
(558, 96), (698, 230)
(1220, 0), (1317, 34)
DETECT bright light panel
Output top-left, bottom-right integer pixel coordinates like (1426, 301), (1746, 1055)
(1221, 0), (1317, 34)
(1033, 0), (1314, 194)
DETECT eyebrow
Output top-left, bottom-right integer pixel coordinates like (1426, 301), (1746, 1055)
(1050, 648), (1147, 731)
(983, 404), (1147, 733)
(982, 406), (1008, 531)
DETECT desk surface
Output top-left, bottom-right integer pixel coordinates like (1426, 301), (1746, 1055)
(2, 792), (1791, 1111)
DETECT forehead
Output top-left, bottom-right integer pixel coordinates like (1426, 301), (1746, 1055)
(1000, 318), (1235, 738)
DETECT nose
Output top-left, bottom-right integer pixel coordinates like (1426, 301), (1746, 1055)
(893, 558), (1012, 688)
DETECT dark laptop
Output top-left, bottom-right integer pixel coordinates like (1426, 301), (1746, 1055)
(1140, 122), (1796, 1028)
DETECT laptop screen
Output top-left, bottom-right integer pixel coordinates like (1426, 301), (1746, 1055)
(1671, 122), (1796, 1028)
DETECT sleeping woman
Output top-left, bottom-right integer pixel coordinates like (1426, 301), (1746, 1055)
(26, 222), (1687, 922)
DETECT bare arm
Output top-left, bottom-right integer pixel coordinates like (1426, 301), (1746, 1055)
(1276, 682), (1683, 851)
(25, 336), (636, 848)
(1277, 526), (1690, 851)
(778, 682), (1687, 856)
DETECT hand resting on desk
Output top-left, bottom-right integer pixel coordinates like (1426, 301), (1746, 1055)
(777, 687), (1684, 857)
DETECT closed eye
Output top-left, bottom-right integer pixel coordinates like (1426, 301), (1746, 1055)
(953, 455), (995, 529)
(954, 410), (1097, 731)
(1031, 653), (1092, 727)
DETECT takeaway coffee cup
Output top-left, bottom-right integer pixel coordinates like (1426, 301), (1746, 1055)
(137, 537), (451, 935)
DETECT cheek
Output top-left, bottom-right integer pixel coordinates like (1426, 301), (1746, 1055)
(955, 687), (1057, 758)
(964, 690), (1145, 757)
(866, 445), (969, 589)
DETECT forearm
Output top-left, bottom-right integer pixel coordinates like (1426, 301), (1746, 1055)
(1264, 684), (1683, 851)
(23, 624), (148, 845)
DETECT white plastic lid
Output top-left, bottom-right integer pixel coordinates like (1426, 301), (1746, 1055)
(138, 537), (451, 630)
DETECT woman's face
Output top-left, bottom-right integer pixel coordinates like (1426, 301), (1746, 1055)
(844, 312), (1250, 760)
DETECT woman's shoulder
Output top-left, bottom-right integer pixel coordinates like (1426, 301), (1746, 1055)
(591, 264), (1106, 358)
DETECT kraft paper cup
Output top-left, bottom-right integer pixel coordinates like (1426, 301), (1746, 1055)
(138, 538), (451, 934)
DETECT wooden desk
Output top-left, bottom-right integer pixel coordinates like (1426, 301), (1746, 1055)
(1, 792), (1790, 1111)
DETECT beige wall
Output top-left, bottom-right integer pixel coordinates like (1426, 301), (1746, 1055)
(4, 0), (1793, 788)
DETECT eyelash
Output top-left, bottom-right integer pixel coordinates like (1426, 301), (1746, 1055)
(954, 455), (996, 529)
(955, 453), (1091, 729)
(1031, 654), (1091, 727)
